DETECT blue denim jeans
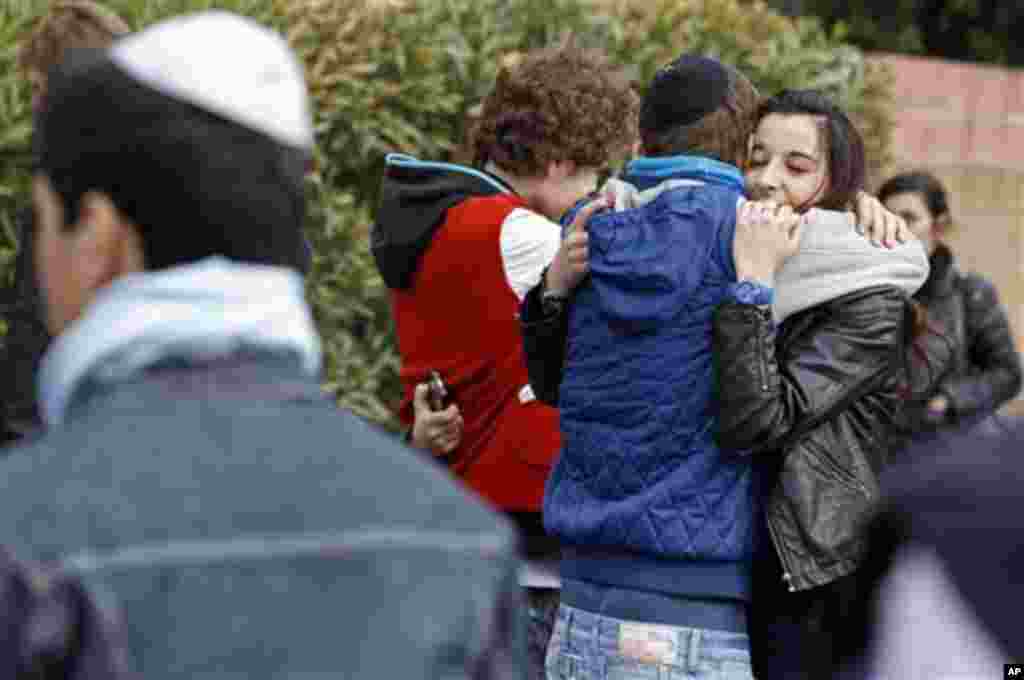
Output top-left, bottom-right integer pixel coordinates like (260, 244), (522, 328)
(545, 604), (753, 680)
(528, 588), (562, 680)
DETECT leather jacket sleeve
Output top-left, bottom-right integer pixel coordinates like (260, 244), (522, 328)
(519, 281), (569, 407)
(940, 274), (1023, 418)
(712, 288), (905, 454)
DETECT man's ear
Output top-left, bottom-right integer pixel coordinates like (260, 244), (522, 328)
(934, 211), (953, 237)
(75, 191), (145, 290)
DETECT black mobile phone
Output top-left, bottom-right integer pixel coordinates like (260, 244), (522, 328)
(427, 371), (448, 412)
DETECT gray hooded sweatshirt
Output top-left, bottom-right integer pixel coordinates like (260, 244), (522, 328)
(773, 207), (929, 323)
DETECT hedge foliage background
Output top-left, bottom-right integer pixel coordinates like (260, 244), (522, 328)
(0, 0), (894, 429)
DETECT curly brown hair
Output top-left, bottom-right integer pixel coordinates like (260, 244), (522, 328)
(18, 1), (130, 77)
(641, 65), (761, 167)
(472, 44), (639, 177)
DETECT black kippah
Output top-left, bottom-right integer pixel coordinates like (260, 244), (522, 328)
(639, 54), (731, 133)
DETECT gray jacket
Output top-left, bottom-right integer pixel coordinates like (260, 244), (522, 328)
(0, 355), (524, 679)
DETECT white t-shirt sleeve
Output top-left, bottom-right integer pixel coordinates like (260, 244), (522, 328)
(499, 208), (561, 302)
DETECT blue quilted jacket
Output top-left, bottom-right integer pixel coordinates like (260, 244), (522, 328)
(544, 156), (757, 601)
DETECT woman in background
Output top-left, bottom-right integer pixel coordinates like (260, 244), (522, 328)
(879, 170), (1022, 445)
(712, 89), (940, 680)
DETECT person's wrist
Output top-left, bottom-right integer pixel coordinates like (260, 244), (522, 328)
(539, 266), (570, 318)
(409, 424), (428, 449)
(729, 279), (774, 307)
(735, 265), (775, 288)
(543, 261), (571, 298)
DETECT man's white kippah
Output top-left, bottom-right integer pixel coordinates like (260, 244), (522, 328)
(110, 11), (313, 150)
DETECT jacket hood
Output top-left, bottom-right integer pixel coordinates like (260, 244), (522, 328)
(600, 156), (744, 212)
(773, 209), (930, 324)
(372, 154), (515, 290)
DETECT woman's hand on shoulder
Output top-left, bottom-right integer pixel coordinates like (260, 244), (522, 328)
(852, 191), (912, 249)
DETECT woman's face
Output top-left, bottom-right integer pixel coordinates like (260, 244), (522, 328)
(745, 113), (830, 210)
(882, 191), (939, 255)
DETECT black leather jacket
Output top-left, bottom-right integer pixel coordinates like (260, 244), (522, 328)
(906, 244), (1022, 433)
(712, 285), (952, 592)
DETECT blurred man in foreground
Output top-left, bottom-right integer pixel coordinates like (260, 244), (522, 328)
(0, 11), (524, 679)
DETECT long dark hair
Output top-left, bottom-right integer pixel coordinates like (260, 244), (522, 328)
(878, 171), (954, 395)
(900, 297), (954, 403)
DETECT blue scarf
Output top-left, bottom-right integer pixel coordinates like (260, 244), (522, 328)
(622, 155), (745, 193)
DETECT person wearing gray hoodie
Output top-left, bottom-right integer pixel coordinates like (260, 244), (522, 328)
(711, 89), (947, 680)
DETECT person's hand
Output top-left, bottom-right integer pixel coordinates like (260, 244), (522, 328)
(733, 200), (803, 285)
(410, 383), (463, 456)
(853, 191), (912, 249)
(544, 197), (609, 296)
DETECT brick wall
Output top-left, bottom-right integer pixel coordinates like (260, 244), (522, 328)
(870, 53), (1024, 411)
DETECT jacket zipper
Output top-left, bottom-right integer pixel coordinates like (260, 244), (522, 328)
(760, 311), (792, 588)
(757, 313), (769, 392)
(765, 512), (798, 592)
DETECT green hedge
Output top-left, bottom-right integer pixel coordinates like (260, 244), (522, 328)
(0, 0), (894, 429)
